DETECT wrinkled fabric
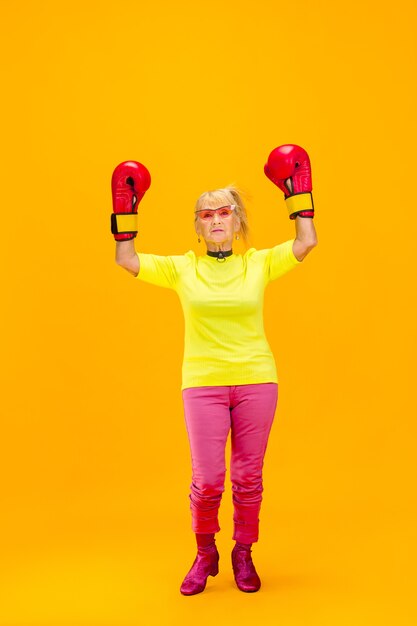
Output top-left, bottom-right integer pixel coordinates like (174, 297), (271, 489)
(182, 383), (278, 543)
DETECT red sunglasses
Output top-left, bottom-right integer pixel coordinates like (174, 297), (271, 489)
(195, 205), (236, 221)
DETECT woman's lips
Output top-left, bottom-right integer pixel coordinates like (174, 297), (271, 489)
(211, 229), (223, 232)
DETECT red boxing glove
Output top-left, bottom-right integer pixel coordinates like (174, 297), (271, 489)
(264, 144), (314, 219)
(111, 161), (151, 241)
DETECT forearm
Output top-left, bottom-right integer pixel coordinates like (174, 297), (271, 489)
(294, 215), (318, 245)
(115, 239), (139, 275)
(292, 215), (318, 261)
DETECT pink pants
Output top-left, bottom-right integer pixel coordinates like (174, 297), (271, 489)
(182, 383), (278, 544)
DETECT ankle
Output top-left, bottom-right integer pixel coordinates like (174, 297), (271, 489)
(234, 541), (252, 550)
(196, 533), (216, 549)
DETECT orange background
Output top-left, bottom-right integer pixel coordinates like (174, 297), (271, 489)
(1, 0), (416, 624)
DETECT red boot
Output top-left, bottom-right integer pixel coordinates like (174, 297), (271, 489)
(231, 543), (261, 592)
(180, 544), (219, 595)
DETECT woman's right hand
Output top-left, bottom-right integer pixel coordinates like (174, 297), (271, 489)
(110, 160), (151, 241)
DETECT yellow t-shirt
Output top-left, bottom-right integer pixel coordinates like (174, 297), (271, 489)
(136, 239), (301, 390)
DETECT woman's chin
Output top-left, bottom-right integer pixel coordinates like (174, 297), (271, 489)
(211, 239), (226, 244)
(208, 234), (227, 243)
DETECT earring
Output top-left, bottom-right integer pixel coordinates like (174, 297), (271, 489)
(235, 234), (240, 240)
(198, 236), (201, 243)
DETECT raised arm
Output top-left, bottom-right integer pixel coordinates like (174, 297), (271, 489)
(111, 160), (151, 278)
(264, 143), (318, 262)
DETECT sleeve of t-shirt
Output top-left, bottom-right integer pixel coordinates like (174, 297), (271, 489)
(135, 252), (180, 290)
(254, 238), (302, 283)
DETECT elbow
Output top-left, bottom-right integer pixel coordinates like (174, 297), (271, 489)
(304, 237), (318, 249)
(115, 256), (139, 276)
(295, 235), (318, 250)
(300, 241), (318, 253)
(294, 239), (318, 262)
(115, 257), (126, 270)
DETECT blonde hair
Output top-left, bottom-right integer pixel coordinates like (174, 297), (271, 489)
(194, 184), (251, 247)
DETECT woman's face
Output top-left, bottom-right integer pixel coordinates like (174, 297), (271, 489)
(195, 202), (241, 250)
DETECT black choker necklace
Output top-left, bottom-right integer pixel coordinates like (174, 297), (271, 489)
(207, 249), (233, 263)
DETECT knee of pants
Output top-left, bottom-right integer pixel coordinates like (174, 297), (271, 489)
(232, 479), (264, 499)
(190, 477), (226, 499)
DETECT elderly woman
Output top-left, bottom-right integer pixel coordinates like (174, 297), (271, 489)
(112, 145), (318, 595)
